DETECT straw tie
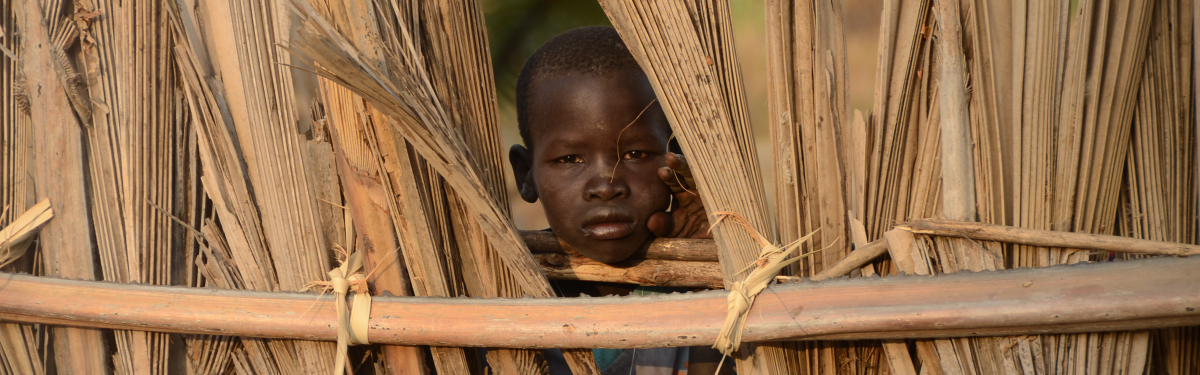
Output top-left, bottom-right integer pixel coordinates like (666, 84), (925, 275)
(308, 246), (372, 375)
(710, 212), (820, 357)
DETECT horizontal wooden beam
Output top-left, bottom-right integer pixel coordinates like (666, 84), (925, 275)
(522, 230), (718, 262)
(901, 219), (1200, 256)
(1, 257), (1197, 348)
(533, 252), (723, 289)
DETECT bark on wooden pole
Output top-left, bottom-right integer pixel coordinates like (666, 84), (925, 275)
(523, 230), (718, 262)
(533, 253), (723, 289)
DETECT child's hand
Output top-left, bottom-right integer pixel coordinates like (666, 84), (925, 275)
(647, 153), (712, 239)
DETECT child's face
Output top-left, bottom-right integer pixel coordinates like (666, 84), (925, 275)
(511, 70), (672, 263)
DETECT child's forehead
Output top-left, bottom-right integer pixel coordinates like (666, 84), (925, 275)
(533, 111), (664, 141)
(530, 69), (650, 101)
(526, 71), (663, 130)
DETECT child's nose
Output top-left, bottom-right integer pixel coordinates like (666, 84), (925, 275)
(584, 174), (629, 201)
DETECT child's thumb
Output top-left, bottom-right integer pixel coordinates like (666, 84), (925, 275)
(647, 211), (673, 238)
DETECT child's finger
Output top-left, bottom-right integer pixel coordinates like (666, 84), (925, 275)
(659, 166), (686, 194)
(664, 153), (696, 193)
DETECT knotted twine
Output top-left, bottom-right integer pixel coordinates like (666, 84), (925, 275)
(307, 246), (372, 375)
(710, 212), (819, 356)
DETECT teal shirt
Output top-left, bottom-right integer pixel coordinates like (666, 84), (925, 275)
(593, 286), (687, 371)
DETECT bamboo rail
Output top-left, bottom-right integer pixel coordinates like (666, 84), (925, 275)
(0, 256), (1196, 349)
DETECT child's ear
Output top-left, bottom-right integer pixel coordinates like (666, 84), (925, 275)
(509, 144), (539, 203)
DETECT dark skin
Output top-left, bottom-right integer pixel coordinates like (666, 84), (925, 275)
(511, 69), (711, 264)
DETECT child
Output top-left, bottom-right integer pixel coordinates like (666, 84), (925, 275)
(508, 26), (729, 375)
(509, 25), (710, 264)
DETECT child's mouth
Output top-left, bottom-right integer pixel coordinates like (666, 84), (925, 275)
(581, 210), (637, 240)
(581, 222), (635, 240)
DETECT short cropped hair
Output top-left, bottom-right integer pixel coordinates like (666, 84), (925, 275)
(516, 26), (643, 147)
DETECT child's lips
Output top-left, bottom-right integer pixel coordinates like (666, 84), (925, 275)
(582, 221), (635, 240)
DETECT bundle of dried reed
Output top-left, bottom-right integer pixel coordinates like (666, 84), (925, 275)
(762, 0), (889, 373)
(61, 0), (204, 372)
(1123, 0), (1197, 371)
(597, 0), (812, 373)
(289, 0), (552, 301)
(304, 1), (451, 372)
(290, 0), (601, 373)
(408, 1), (573, 372)
(0, 3), (48, 373)
(1008, 0), (1158, 372)
(171, 0), (340, 373)
(857, 0), (1195, 373)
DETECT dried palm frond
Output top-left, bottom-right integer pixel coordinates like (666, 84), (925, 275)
(289, 0), (598, 373)
(17, 0), (109, 372)
(1013, 0), (1157, 372)
(411, 0), (567, 372)
(862, 0), (1186, 373)
(172, 0), (342, 372)
(289, 0), (555, 300)
(764, 0), (887, 373)
(305, 1), (454, 373)
(1123, 0), (1197, 371)
(1, 0), (36, 266)
(69, 0), (202, 372)
(0, 4), (44, 363)
(598, 0), (799, 373)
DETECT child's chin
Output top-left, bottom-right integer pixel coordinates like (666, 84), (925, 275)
(573, 237), (645, 264)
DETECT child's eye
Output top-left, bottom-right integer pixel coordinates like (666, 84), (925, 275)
(553, 155), (584, 163)
(621, 151), (649, 160)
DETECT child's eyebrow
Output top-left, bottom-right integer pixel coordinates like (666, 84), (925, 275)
(537, 137), (592, 152)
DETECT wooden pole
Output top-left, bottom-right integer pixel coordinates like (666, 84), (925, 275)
(533, 253), (722, 289)
(809, 239), (888, 281)
(532, 237), (881, 288)
(935, 0), (977, 223)
(522, 230), (718, 262)
(901, 219), (1200, 256)
(0, 256), (1197, 349)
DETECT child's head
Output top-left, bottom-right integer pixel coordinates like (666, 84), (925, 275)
(510, 26), (673, 263)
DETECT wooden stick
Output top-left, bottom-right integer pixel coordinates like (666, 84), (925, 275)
(531, 235), (879, 287)
(1, 256), (1197, 349)
(901, 219), (1200, 256)
(935, 0), (976, 223)
(809, 239), (888, 281)
(529, 233), (884, 288)
(522, 230), (718, 262)
(533, 253), (722, 289)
